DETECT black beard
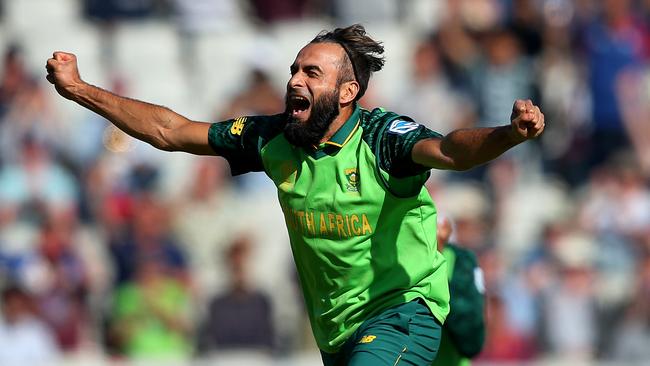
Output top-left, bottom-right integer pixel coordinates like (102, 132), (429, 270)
(283, 90), (340, 149)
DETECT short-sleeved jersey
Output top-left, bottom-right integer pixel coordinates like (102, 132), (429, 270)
(208, 105), (450, 353)
(432, 244), (486, 366)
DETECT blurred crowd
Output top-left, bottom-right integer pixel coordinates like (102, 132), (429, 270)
(1, 0), (650, 364)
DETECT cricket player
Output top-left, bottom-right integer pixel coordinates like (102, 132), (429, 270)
(46, 24), (544, 365)
(432, 216), (486, 366)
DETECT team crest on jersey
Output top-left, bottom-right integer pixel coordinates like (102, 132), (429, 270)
(388, 120), (419, 134)
(344, 168), (359, 192)
(230, 117), (246, 136)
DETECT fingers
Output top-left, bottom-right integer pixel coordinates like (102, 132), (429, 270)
(45, 52), (77, 84)
(513, 99), (534, 111)
(53, 51), (75, 62)
(525, 107), (545, 138)
(513, 99), (527, 114)
(46, 58), (56, 70)
(533, 110), (545, 137)
(512, 99), (537, 122)
(511, 99), (546, 140)
(45, 57), (57, 82)
(533, 106), (543, 126)
(524, 99), (534, 112)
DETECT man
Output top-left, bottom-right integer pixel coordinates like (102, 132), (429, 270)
(0, 285), (60, 364)
(431, 216), (486, 366)
(46, 24), (544, 365)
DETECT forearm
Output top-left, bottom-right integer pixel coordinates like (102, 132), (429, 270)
(413, 99), (544, 171)
(441, 126), (522, 170)
(413, 125), (522, 171)
(71, 82), (190, 150)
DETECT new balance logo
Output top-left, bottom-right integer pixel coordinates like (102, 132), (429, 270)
(359, 335), (377, 344)
(230, 117), (246, 136)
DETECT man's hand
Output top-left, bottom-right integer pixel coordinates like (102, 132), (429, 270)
(509, 99), (545, 143)
(45, 51), (84, 101)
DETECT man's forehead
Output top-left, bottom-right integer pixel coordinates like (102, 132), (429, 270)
(293, 42), (345, 68)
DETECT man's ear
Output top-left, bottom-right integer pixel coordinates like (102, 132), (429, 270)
(339, 81), (360, 104)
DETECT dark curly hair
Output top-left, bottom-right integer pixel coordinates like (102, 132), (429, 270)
(311, 24), (385, 101)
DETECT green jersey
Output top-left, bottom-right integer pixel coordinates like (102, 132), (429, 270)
(432, 244), (486, 366)
(208, 104), (449, 353)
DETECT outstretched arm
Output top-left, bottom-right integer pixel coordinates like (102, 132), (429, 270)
(412, 99), (545, 170)
(45, 51), (214, 155)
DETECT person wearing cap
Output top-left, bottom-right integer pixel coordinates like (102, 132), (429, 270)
(46, 24), (544, 365)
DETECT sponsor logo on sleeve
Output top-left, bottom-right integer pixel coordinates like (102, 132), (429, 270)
(230, 117), (246, 136)
(358, 335), (377, 344)
(388, 120), (419, 134)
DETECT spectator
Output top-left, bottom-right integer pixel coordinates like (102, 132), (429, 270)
(465, 27), (539, 181)
(36, 212), (90, 352)
(471, 27), (536, 129)
(611, 250), (650, 362)
(0, 43), (29, 120)
(0, 77), (63, 164)
(617, 63), (650, 177)
(581, 0), (648, 169)
(0, 134), (78, 225)
(393, 37), (474, 135)
(109, 191), (188, 286)
(542, 232), (597, 360)
(0, 285), (60, 364)
(507, 0), (543, 57)
(172, 157), (243, 295)
(220, 68), (284, 118)
(537, 12), (591, 185)
(478, 294), (536, 361)
(197, 235), (274, 353)
(109, 254), (192, 359)
(434, 18), (480, 92)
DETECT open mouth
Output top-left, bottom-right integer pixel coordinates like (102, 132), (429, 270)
(288, 94), (311, 120)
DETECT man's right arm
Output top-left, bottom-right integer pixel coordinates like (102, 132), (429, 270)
(46, 51), (214, 155)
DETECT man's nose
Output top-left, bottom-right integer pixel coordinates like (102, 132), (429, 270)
(288, 72), (305, 89)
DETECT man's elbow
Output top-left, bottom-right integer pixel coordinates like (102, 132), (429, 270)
(424, 158), (473, 171)
(451, 160), (474, 171)
(151, 128), (178, 151)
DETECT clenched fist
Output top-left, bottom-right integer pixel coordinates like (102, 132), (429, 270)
(45, 51), (84, 101)
(509, 99), (545, 143)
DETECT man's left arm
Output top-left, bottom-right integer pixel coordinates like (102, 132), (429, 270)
(412, 99), (545, 171)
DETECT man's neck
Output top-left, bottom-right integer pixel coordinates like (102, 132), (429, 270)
(320, 104), (355, 143)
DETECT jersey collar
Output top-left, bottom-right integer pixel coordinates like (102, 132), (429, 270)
(307, 104), (361, 159)
(322, 104), (361, 149)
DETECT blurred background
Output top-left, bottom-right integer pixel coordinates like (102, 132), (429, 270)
(0, 0), (649, 365)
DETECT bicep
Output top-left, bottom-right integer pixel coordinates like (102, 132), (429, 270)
(411, 137), (456, 170)
(167, 120), (216, 155)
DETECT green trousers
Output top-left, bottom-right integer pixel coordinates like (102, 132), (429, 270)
(320, 299), (442, 366)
